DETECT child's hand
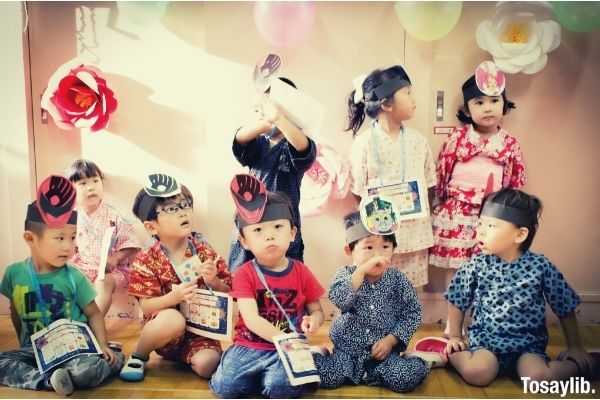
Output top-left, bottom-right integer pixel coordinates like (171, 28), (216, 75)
(101, 345), (118, 367)
(446, 336), (467, 354)
(558, 347), (596, 376)
(199, 258), (218, 286)
(105, 253), (119, 272)
(357, 255), (391, 276)
(371, 336), (396, 361)
(260, 99), (282, 125)
(170, 281), (197, 303)
(246, 100), (274, 133)
(300, 314), (322, 334)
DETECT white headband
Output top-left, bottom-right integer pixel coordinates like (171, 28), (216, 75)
(352, 73), (368, 104)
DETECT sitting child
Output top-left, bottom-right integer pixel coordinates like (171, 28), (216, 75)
(434, 188), (599, 385)
(0, 175), (123, 396)
(67, 159), (141, 317)
(119, 174), (231, 382)
(210, 175), (325, 398)
(315, 211), (433, 393)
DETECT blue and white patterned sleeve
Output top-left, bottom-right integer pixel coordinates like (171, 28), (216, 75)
(328, 266), (358, 312)
(390, 272), (422, 349)
(542, 258), (581, 318)
(444, 256), (480, 312)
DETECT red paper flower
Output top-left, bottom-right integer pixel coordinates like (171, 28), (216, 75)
(41, 59), (117, 132)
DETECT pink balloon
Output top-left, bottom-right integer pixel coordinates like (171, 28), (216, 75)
(254, 2), (316, 48)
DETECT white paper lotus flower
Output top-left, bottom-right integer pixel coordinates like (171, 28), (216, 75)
(476, 2), (561, 74)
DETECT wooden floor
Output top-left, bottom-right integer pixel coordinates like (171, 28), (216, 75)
(1, 316), (599, 398)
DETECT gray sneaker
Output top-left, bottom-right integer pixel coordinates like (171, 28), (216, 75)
(50, 368), (74, 397)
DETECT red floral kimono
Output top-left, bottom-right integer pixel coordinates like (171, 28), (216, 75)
(430, 125), (526, 269)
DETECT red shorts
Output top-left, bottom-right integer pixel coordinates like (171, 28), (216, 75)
(156, 330), (222, 364)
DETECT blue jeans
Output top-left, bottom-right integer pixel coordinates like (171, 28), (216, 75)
(209, 345), (317, 398)
(0, 346), (124, 391)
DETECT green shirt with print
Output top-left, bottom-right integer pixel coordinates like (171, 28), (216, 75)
(0, 259), (96, 347)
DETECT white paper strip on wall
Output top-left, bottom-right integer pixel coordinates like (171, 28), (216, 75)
(269, 78), (325, 139)
(97, 226), (116, 281)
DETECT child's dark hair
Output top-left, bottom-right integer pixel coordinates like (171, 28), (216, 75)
(456, 93), (516, 126)
(66, 159), (104, 182)
(132, 185), (193, 222)
(265, 76), (297, 94)
(481, 188), (542, 251)
(348, 234), (397, 252)
(346, 66), (411, 136)
(24, 220), (46, 236)
(237, 191), (295, 238)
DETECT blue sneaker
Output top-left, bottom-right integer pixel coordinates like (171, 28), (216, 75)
(119, 355), (145, 382)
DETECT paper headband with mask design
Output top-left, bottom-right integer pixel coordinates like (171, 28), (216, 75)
(230, 174), (293, 229)
(138, 173), (183, 220)
(480, 200), (534, 227)
(463, 61), (506, 103)
(26, 175), (77, 228)
(352, 66), (411, 104)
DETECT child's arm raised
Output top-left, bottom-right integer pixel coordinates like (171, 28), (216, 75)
(262, 100), (310, 152)
(237, 297), (285, 342)
(235, 108), (273, 145)
(83, 301), (118, 366)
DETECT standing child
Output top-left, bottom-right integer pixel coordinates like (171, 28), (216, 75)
(210, 175), (325, 398)
(67, 159), (141, 317)
(119, 174), (231, 382)
(348, 65), (437, 288)
(439, 189), (598, 385)
(228, 77), (317, 272)
(430, 62), (526, 273)
(315, 212), (439, 393)
(0, 176), (123, 396)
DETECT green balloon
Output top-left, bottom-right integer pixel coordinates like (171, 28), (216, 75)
(552, 2), (600, 32)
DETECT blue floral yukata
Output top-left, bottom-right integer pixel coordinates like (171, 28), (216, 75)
(315, 266), (429, 392)
(445, 251), (581, 375)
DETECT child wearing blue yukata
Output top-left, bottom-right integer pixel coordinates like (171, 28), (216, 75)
(210, 175), (325, 398)
(439, 188), (599, 385)
(314, 211), (439, 393)
(228, 77), (317, 272)
(0, 176), (124, 397)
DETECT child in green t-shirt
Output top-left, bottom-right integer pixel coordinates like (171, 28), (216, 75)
(0, 176), (124, 396)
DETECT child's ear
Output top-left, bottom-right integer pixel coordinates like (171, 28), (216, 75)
(290, 226), (297, 241)
(143, 221), (158, 236)
(515, 227), (529, 245)
(239, 233), (249, 250)
(23, 231), (36, 247)
(344, 244), (352, 257)
(380, 100), (393, 113)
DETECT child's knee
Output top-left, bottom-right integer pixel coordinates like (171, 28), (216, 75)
(190, 350), (221, 379)
(519, 364), (552, 382)
(152, 309), (186, 336)
(314, 354), (346, 389)
(381, 358), (428, 392)
(209, 370), (239, 398)
(68, 355), (117, 388)
(460, 363), (497, 387)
